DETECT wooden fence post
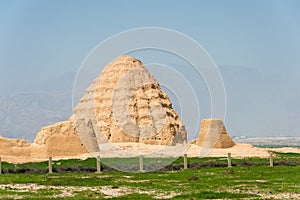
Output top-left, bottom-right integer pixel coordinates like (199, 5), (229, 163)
(227, 153), (232, 168)
(183, 154), (188, 169)
(48, 157), (53, 174)
(139, 155), (144, 172)
(96, 156), (101, 173)
(269, 152), (274, 167)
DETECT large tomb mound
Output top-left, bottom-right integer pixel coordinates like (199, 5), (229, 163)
(34, 55), (187, 155)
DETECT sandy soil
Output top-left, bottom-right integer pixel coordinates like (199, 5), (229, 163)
(0, 183), (178, 199)
(1, 143), (299, 163)
(1, 182), (299, 199)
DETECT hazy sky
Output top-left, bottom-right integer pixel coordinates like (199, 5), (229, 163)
(0, 0), (300, 138)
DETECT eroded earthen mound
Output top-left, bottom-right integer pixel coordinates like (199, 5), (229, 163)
(0, 136), (31, 157)
(33, 55), (187, 155)
(33, 117), (88, 157)
(74, 55), (187, 152)
(193, 119), (235, 148)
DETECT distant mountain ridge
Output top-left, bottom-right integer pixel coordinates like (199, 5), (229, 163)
(0, 70), (75, 141)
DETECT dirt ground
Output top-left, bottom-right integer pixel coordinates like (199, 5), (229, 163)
(1, 142), (299, 163)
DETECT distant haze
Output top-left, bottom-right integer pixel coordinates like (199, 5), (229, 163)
(0, 1), (299, 141)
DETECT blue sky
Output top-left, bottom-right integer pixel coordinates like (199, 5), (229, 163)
(0, 0), (300, 138)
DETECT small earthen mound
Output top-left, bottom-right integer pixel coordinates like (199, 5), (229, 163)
(193, 119), (235, 148)
(33, 117), (88, 157)
(0, 136), (31, 157)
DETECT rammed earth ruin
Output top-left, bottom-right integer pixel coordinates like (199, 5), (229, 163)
(0, 56), (239, 162)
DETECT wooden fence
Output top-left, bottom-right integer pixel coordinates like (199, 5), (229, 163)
(0, 152), (277, 174)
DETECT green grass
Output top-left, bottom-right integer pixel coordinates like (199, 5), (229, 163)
(0, 166), (300, 199)
(2, 152), (300, 173)
(0, 152), (299, 199)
